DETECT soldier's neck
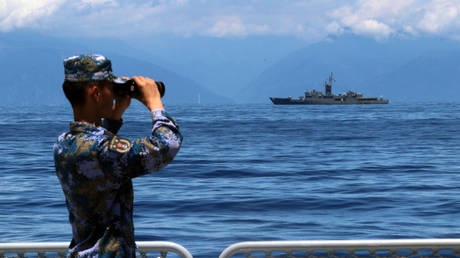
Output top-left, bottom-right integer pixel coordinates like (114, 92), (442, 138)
(73, 106), (102, 126)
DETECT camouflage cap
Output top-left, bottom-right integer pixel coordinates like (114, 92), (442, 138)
(64, 54), (125, 83)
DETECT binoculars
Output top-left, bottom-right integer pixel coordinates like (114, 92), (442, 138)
(114, 80), (165, 98)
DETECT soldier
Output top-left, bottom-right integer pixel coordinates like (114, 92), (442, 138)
(54, 54), (183, 257)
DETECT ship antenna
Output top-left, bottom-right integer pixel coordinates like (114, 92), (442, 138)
(328, 72), (336, 85)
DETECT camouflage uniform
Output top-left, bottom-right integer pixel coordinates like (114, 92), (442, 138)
(54, 54), (182, 257)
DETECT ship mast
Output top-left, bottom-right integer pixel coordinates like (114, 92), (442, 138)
(325, 72), (335, 96)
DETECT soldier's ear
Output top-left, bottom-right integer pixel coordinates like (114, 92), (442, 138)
(88, 84), (101, 102)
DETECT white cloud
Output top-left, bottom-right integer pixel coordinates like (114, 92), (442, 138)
(327, 0), (411, 39)
(206, 17), (247, 37)
(0, 0), (64, 31)
(161, 0), (189, 6)
(205, 16), (269, 37)
(328, 0), (460, 39)
(356, 19), (394, 38)
(77, 0), (118, 9)
(403, 25), (418, 36)
(81, 0), (115, 5)
(326, 22), (345, 35)
(2, 0), (460, 41)
(417, 0), (460, 33)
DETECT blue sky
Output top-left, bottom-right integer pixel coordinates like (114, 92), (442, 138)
(2, 0), (460, 42)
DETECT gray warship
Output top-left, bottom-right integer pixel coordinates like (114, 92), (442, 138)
(269, 73), (389, 105)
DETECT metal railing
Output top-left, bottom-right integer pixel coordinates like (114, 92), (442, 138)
(219, 239), (460, 258)
(3, 239), (460, 257)
(0, 241), (192, 258)
(137, 241), (192, 258)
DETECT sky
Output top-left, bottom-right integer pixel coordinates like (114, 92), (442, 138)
(2, 0), (460, 42)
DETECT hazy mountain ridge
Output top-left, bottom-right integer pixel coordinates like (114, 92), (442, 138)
(238, 36), (460, 103)
(123, 34), (307, 97)
(1, 32), (459, 105)
(0, 32), (232, 105)
(361, 50), (460, 101)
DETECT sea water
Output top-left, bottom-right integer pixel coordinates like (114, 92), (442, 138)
(1, 102), (460, 257)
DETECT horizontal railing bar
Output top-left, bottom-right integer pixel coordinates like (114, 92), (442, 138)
(219, 239), (460, 258)
(136, 241), (192, 258)
(0, 242), (68, 253)
(0, 241), (192, 258)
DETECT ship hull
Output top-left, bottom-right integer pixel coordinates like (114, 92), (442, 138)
(269, 97), (389, 105)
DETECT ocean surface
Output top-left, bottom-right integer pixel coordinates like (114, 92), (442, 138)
(1, 102), (460, 257)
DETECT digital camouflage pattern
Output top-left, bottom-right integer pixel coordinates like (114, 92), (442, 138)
(54, 110), (182, 257)
(64, 54), (124, 83)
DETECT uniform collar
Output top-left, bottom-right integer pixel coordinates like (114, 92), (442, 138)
(70, 121), (98, 134)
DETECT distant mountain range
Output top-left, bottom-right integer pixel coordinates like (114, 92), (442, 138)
(1, 32), (459, 105)
(0, 31), (232, 105)
(237, 35), (460, 103)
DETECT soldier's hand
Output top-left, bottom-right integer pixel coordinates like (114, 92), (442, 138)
(132, 76), (164, 111)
